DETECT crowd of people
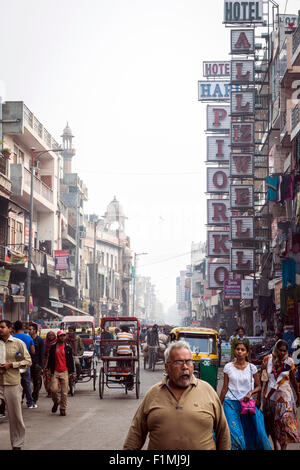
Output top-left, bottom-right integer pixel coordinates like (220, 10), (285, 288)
(1, 317), (300, 451)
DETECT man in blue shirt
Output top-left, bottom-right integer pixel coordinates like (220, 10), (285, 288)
(13, 321), (37, 408)
(28, 323), (45, 404)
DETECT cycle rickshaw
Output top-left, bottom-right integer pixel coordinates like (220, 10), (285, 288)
(99, 316), (140, 399)
(60, 315), (97, 393)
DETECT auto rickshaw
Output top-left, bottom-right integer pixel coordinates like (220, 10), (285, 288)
(169, 327), (219, 390)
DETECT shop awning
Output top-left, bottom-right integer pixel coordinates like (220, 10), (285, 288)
(41, 307), (63, 319)
(62, 303), (90, 316)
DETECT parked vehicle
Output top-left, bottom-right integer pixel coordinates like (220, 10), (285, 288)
(60, 315), (97, 392)
(169, 327), (219, 390)
(99, 316), (140, 399)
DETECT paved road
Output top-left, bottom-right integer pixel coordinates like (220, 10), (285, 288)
(1, 360), (300, 450)
(0, 358), (165, 450)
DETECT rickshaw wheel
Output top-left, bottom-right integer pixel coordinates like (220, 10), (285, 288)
(93, 366), (97, 391)
(135, 367), (140, 399)
(99, 367), (104, 399)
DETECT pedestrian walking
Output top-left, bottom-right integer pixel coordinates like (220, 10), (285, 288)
(43, 331), (57, 396)
(66, 326), (84, 380)
(13, 320), (37, 409)
(28, 322), (45, 403)
(123, 340), (231, 450)
(47, 330), (75, 416)
(0, 319), (32, 450)
(146, 324), (159, 369)
(219, 340), (272, 450)
(258, 339), (300, 450)
(230, 326), (250, 360)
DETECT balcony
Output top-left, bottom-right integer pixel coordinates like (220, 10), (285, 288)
(10, 164), (54, 212)
(292, 24), (300, 66)
(0, 171), (11, 197)
(3, 102), (60, 156)
(291, 104), (300, 141)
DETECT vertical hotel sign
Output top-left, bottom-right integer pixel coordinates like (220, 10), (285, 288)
(199, 56), (232, 290)
(224, 1), (260, 281)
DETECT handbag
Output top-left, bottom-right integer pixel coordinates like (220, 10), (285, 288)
(229, 364), (256, 415)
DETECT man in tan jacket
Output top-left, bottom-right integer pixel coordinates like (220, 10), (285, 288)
(123, 340), (230, 450)
(0, 319), (32, 450)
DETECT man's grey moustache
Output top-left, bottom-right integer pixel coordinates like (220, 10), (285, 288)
(180, 372), (190, 377)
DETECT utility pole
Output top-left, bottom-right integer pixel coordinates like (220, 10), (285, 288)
(75, 188), (80, 308)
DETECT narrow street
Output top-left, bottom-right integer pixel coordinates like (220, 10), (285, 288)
(1, 359), (300, 450)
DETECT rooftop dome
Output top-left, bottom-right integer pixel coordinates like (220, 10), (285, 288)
(106, 196), (125, 220)
(61, 122), (74, 138)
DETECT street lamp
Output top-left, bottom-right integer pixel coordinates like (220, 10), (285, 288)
(132, 252), (148, 316)
(26, 146), (62, 321)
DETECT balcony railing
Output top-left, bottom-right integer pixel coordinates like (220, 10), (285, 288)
(23, 104), (60, 150)
(24, 167), (53, 203)
(291, 104), (300, 135)
(293, 24), (300, 56)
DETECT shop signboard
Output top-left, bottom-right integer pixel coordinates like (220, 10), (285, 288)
(230, 216), (254, 240)
(198, 82), (239, 101)
(207, 199), (231, 226)
(203, 61), (231, 77)
(274, 280), (282, 309)
(0, 268), (11, 286)
(206, 105), (231, 132)
(208, 263), (232, 289)
(230, 248), (255, 272)
(231, 60), (254, 83)
(207, 168), (230, 193)
(231, 90), (255, 116)
(207, 136), (230, 163)
(224, 1), (263, 23)
(207, 231), (231, 257)
(231, 122), (254, 147)
(230, 153), (254, 177)
(230, 29), (255, 54)
(230, 185), (254, 209)
(54, 250), (70, 271)
(224, 279), (241, 299)
(241, 279), (254, 299)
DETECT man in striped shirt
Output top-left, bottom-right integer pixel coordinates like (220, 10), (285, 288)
(117, 325), (135, 390)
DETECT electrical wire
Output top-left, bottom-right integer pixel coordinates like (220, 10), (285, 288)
(138, 251), (191, 268)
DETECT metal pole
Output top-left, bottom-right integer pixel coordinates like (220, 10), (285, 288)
(93, 220), (97, 303)
(75, 189), (80, 308)
(132, 253), (136, 315)
(26, 150), (34, 321)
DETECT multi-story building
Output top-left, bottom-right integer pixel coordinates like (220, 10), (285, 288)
(84, 197), (132, 321)
(0, 101), (65, 322)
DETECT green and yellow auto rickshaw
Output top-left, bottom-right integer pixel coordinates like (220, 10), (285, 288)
(169, 327), (219, 390)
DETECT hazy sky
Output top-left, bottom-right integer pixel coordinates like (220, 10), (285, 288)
(1, 0), (298, 311)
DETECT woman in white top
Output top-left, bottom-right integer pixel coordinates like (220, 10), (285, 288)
(220, 340), (271, 450)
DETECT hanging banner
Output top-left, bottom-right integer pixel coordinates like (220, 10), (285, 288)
(54, 250), (70, 271)
(0, 268), (11, 286)
(5, 247), (27, 264)
(241, 279), (254, 299)
(224, 279), (241, 299)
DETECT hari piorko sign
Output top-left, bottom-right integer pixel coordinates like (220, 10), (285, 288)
(224, 1), (263, 23)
